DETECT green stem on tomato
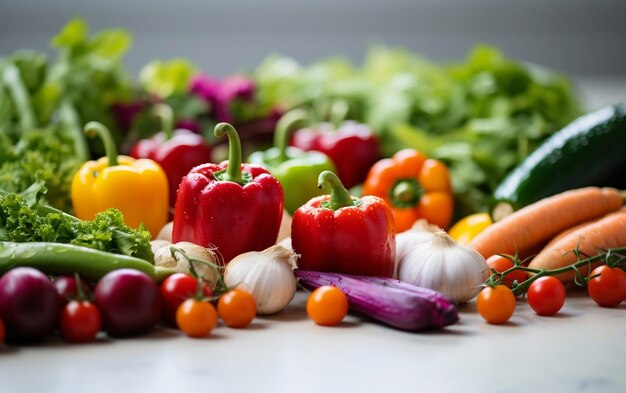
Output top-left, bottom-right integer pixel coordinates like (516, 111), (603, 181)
(84, 121), (119, 167)
(214, 122), (245, 185)
(274, 109), (309, 162)
(488, 246), (626, 296)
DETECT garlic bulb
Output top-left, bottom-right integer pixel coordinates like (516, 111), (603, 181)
(398, 231), (488, 303)
(154, 241), (220, 287)
(224, 245), (297, 315)
(395, 220), (440, 278)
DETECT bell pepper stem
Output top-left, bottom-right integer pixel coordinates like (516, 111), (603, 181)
(390, 179), (423, 208)
(214, 122), (244, 185)
(329, 100), (349, 127)
(84, 121), (119, 167)
(2, 62), (36, 132)
(318, 170), (354, 210)
(154, 103), (174, 140)
(274, 109), (309, 162)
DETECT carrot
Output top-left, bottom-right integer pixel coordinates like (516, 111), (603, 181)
(469, 187), (624, 259)
(528, 209), (626, 283)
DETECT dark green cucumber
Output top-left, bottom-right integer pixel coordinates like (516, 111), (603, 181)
(493, 104), (626, 213)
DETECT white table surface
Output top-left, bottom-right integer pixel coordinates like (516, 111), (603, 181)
(1, 78), (625, 393)
(1, 290), (625, 393)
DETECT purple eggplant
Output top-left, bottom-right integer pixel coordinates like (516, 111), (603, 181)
(295, 269), (458, 331)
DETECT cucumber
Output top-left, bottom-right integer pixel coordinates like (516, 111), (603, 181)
(492, 104), (626, 215)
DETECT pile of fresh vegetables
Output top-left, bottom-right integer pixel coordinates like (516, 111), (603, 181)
(1, 18), (625, 346)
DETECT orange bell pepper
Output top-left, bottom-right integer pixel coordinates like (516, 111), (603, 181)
(363, 148), (453, 232)
(71, 121), (169, 238)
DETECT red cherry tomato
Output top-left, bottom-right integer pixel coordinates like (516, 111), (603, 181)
(60, 300), (102, 343)
(476, 285), (516, 324)
(587, 265), (626, 307)
(160, 273), (214, 325)
(486, 255), (528, 289)
(527, 276), (566, 316)
(306, 286), (349, 326)
(176, 299), (218, 338)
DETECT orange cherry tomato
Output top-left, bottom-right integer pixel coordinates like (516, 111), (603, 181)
(477, 285), (516, 324)
(176, 299), (218, 338)
(306, 285), (349, 326)
(217, 289), (256, 328)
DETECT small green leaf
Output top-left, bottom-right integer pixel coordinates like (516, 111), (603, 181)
(51, 18), (88, 49)
(140, 58), (197, 98)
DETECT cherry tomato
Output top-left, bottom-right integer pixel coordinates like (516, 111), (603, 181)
(527, 276), (566, 316)
(486, 255), (528, 289)
(160, 273), (214, 325)
(587, 265), (626, 307)
(306, 285), (349, 326)
(217, 289), (256, 328)
(60, 300), (102, 343)
(176, 299), (218, 338)
(476, 285), (516, 324)
(0, 318), (5, 344)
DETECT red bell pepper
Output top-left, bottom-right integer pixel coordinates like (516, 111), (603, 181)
(130, 104), (212, 209)
(292, 171), (395, 277)
(172, 122), (284, 264)
(290, 115), (380, 189)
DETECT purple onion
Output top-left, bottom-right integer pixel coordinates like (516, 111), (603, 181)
(0, 267), (63, 342)
(94, 269), (162, 337)
(295, 270), (458, 331)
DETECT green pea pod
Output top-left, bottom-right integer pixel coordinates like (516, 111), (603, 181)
(248, 109), (336, 214)
(0, 241), (176, 282)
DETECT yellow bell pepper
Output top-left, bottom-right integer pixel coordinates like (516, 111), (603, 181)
(448, 212), (493, 245)
(71, 121), (169, 238)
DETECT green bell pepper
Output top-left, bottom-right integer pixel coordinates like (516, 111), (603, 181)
(249, 109), (336, 214)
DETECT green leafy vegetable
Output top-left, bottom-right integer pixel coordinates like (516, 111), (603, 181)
(0, 185), (153, 262)
(253, 45), (580, 215)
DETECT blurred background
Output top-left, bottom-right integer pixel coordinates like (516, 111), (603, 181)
(1, 0), (625, 107)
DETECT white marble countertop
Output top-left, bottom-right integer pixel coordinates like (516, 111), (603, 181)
(1, 79), (625, 393)
(1, 290), (625, 393)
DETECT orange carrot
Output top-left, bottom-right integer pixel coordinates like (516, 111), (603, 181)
(528, 209), (626, 283)
(469, 187), (623, 259)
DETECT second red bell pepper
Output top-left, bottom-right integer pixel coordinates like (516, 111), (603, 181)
(172, 122), (284, 264)
(130, 104), (212, 210)
(292, 171), (395, 277)
(290, 112), (380, 189)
